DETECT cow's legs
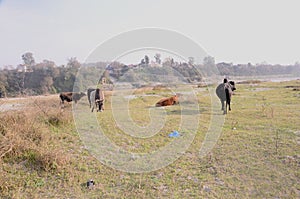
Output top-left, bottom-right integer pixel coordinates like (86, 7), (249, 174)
(99, 101), (104, 112)
(224, 100), (228, 114)
(221, 100), (224, 111)
(227, 94), (231, 111)
(97, 103), (101, 112)
(224, 89), (231, 114)
(224, 99), (231, 114)
(95, 100), (104, 112)
(95, 100), (100, 112)
(60, 100), (65, 108)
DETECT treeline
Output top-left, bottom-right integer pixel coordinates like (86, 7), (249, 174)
(103, 61), (202, 84)
(216, 62), (300, 76)
(0, 53), (107, 97)
(0, 62), (78, 97)
(1, 52), (300, 97)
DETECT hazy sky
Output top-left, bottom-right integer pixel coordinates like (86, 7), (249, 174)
(0, 0), (299, 66)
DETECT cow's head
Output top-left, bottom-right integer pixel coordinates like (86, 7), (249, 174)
(80, 92), (86, 97)
(172, 95), (179, 105)
(229, 81), (236, 91)
(95, 99), (104, 112)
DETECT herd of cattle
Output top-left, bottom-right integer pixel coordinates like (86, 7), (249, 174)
(59, 79), (236, 114)
(59, 88), (104, 112)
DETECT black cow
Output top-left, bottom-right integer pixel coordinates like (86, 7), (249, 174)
(59, 92), (86, 107)
(216, 79), (236, 114)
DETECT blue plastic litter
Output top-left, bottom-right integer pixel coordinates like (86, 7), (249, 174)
(169, 130), (180, 138)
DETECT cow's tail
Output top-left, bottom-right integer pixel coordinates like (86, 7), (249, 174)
(87, 90), (92, 108)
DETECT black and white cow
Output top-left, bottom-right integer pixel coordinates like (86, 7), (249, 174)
(90, 88), (105, 112)
(216, 79), (236, 114)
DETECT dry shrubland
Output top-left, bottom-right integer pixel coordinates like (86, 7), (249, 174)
(0, 96), (74, 196)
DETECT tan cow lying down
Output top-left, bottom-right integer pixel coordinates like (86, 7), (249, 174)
(155, 95), (179, 107)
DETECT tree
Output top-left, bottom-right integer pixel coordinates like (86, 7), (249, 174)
(22, 52), (35, 67)
(203, 56), (215, 66)
(144, 55), (149, 65)
(162, 57), (172, 66)
(67, 57), (81, 68)
(40, 76), (54, 93)
(202, 56), (216, 76)
(0, 72), (8, 97)
(42, 59), (56, 67)
(154, 53), (161, 64)
(188, 57), (195, 65)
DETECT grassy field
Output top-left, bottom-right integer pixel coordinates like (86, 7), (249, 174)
(0, 80), (299, 198)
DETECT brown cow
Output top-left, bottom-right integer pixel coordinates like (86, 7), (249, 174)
(59, 92), (86, 107)
(155, 95), (179, 107)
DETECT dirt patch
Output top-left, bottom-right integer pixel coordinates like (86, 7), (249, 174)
(123, 95), (137, 100)
(251, 87), (273, 92)
(237, 80), (263, 84)
(0, 95), (59, 112)
(0, 103), (23, 112)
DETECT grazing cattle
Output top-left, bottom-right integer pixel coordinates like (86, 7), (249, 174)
(87, 88), (96, 108)
(216, 79), (236, 114)
(155, 95), (179, 107)
(59, 92), (86, 107)
(90, 88), (105, 112)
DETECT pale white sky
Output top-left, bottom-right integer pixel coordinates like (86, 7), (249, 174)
(0, 0), (299, 66)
